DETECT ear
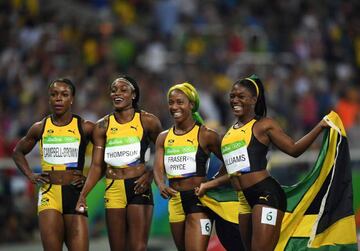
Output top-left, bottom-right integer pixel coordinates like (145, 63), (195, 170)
(189, 101), (194, 110)
(250, 96), (257, 105)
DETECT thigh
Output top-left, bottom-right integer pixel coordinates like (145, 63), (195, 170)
(64, 214), (89, 251)
(251, 205), (284, 251)
(106, 208), (127, 251)
(39, 209), (64, 251)
(238, 213), (252, 251)
(185, 212), (212, 251)
(215, 215), (245, 251)
(170, 221), (186, 251)
(126, 204), (153, 251)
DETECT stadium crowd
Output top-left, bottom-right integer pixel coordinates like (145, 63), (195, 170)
(0, 0), (359, 243)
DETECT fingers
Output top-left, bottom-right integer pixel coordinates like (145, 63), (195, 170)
(76, 203), (88, 213)
(160, 187), (178, 199)
(194, 187), (200, 196)
(71, 177), (86, 188)
(35, 174), (50, 184)
(75, 197), (88, 213)
(134, 183), (148, 194)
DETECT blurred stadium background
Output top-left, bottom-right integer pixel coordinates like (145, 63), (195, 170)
(0, 0), (359, 250)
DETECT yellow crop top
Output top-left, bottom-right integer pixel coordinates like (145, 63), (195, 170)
(104, 111), (150, 168)
(164, 123), (208, 179)
(40, 115), (87, 171)
(221, 118), (268, 174)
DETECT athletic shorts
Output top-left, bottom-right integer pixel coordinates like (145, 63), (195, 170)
(238, 191), (252, 214)
(104, 176), (153, 209)
(38, 183), (86, 215)
(242, 176), (287, 212)
(169, 189), (209, 223)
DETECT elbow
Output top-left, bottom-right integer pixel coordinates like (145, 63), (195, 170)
(288, 150), (302, 158)
(12, 149), (19, 160)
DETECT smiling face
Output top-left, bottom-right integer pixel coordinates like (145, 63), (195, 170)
(48, 81), (74, 115)
(168, 89), (194, 123)
(229, 83), (257, 119)
(110, 79), (135, 111)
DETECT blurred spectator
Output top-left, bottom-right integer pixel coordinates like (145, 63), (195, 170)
(335, 86), (360, 129)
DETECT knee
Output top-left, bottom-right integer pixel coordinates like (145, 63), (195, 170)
(252, 243), (273, 251)
(131, 243), (147, 251)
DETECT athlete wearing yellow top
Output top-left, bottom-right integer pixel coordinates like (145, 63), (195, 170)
(224, 75), (329, 251)
(38, 114), (89, 213)
(76, 76), (162, 251)
(104, 111), (153, 209)
(154, 83), (224, 251)
(13, 79), (94, 251)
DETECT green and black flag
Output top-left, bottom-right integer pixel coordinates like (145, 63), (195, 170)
(276, 111), (358, 251)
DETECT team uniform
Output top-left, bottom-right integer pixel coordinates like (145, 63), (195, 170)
(104, 111), (153, 208)
(164, 123), (210, 223)
(221, 118), (286, 212)
(38, 115), (88, 214)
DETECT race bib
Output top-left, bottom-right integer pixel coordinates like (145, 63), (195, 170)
(261, 207), (277, 226)
(200, 219), (212, 235)
(164, 146), (197, 176)
(222, 140), (250, 174)
(104, 136), (141, 166)
(42, 136), (79, 164)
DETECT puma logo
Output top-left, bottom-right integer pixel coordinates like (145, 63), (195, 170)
(41, 198), (50, 205)
(130, 126), (138, 131)
(67, 129), (76, 134)
(141, 194), (151, 200)
(187, 139), (194, 144)
(241, 129), (246, 133)
(259, 195), (270, 202)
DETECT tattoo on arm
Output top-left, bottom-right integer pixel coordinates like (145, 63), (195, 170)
(98, 117), (108, 129)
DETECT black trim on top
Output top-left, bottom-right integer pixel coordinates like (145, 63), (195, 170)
(74, 114), (87, 171)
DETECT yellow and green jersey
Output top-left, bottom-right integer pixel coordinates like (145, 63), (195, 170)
(221, 118), (268, 174)
(104, 111), (150, 168)
(40, 115), (87, 171)
(164, 123), (208, 179)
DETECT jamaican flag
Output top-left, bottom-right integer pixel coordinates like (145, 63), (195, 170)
(276, 111), (358, 250)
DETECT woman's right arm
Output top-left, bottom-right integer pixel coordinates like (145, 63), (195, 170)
(12, 121), (49, 184)
(153, 131), (177, 199)
(78, 118), (107, 199)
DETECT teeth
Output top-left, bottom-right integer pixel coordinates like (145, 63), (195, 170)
(173, 112), (181, 118)
(114, 97), (123, 102)
(233, 105), (242, 111)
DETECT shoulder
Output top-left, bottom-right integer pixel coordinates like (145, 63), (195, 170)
(140, 110), (162, 129)
(27, 117), (47, 139)
(140, 110), (160, 123)
(156, 129), (170, 144)
(254, 117), (280, 133)
(199, 125), (220, 142)
(80, 117), (95, 135)
(95, 115), (110, 131)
